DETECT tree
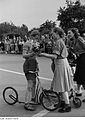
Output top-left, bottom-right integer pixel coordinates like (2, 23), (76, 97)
(39, 20), (56, 35)
(19, 24), (29, 39)
(0, 22), (29, 41)
(28, 27), (39, 36)
(0, 22), (12, 40)
(57, 0), (85, 34)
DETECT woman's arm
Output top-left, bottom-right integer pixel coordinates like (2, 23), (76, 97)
(39, 53), (57, 59)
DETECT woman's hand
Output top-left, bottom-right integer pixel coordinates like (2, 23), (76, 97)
(38, 53), (44, 57)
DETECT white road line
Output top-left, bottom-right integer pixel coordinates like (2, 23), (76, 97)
(0, 68), (24, 75)
(32, 109), (49, 117)
(0, 68), (52, 81)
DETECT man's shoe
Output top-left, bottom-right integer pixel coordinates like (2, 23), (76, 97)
(58, 104), (71, 113)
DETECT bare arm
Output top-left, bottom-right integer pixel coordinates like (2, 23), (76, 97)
(39, 53), (57, 59)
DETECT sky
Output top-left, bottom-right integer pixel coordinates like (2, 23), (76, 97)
(0, 0), (85, 30)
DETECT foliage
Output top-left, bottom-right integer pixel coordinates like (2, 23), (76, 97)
(0, 22), (29, 40)
(28, 28), (40, 37)
(39, 20), (56, 35)
(20, 24), (28, 37)
(57, 0), (85, 34)
(0, 19), (56, 42)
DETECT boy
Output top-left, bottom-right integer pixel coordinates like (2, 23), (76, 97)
(23, 30), (40, 111)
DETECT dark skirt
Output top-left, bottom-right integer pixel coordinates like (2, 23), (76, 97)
(74, 53), (85, 85)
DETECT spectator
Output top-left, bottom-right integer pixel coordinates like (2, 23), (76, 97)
(15, 38), (19, 54)
(10, 38), (15, 53)
(67, 28), (85, 96)
(0, 40), (5, 53)
(44, 34), (52, 53)
(18, 38), (22, 54)
(18, 39), (24, 54)
(5, 38), (10, 54)
(39, 35), (45, 53)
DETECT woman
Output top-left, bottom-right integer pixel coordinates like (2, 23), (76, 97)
(67, 28), (85, 96)
(40, 27), (73, 113)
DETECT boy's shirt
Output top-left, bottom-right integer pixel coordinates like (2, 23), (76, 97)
(23, 40), (38, 73)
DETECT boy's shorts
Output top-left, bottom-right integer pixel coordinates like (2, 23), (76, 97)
(25, 73), (36, 85)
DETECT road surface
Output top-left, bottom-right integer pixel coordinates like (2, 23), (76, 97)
(0, 54), (85, 117)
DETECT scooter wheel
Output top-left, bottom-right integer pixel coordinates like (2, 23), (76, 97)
(73, 97), (82, 108)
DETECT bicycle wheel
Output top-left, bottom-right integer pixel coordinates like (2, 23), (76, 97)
(73, 97), (82, 108)
(3, 87), (18, 105)
(40, 90), (61, 111)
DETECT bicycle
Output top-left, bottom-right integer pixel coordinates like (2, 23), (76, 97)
(3, 71), (82, 111)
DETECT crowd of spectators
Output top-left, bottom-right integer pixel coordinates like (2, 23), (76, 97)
(0, 31), (85, 55)
(0, 34), (54, 55)
(0, 36), (24, 54)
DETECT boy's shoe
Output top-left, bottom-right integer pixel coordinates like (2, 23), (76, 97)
(58, 104), (71, 113)
(24, 103), (35, 111)
(29, 98), (38, 105)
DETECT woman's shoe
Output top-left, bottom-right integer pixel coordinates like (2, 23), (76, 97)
(54, 101), (65, 108)
(59, 101), (65, 108)
(58, 104), (71, 113)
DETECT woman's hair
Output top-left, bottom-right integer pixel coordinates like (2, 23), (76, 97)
(53, 27), (65, 38)
(68, 28), (80, 39)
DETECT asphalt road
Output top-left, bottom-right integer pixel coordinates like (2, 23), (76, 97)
(0, 54), (85, 117)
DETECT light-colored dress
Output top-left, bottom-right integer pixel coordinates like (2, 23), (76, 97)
(52, 38), (74, 92)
